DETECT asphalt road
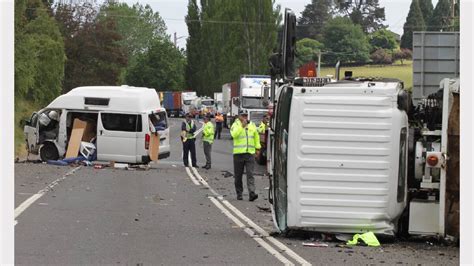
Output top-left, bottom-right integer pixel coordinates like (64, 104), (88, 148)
(15, 118), (459, 265)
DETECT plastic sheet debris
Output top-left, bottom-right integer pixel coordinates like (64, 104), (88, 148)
(302, 242), (329, 247)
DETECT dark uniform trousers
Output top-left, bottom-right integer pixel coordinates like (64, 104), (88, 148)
(183, 139), (197, 167)
(233, 153), (255, 196)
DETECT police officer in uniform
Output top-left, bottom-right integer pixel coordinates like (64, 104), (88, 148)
(230, 110), (261, 201)
(181, 113), (198, 168)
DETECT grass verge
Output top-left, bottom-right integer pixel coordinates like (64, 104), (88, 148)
(320, 60), (413, 90)
(15, 98), (41, 159)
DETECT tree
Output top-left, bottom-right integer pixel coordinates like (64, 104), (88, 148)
(297, 0), (333, 40)
(429, 0), (452, 31)
(400, 0), (425, 49)
(125, 40), (186, 91)
(15, 0), (66, 105)
(185, 0), (280, 96)
(370, 49), (392, 64)
(418, 0), (434, 29)
(185, 0), (203, 91)
(369, 29), (397, 53)
(296, 38), (324, 68)
(98, 2), (167, 61)
(393, 48), (412, 65)
(322, 17), (370, 65)
(55, 2), (128, 92)
(333, 0), (386, 33)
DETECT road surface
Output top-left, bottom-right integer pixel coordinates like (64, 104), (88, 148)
(15, 118), (459, 265)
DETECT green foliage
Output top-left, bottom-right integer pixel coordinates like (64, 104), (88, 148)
(393, 48), (413, 65)
(401, 0), (425, 49)
(125, 40), (186, 91)
(370, 48), (392, 64)
(185, 0), (280, 96)
(15, 0), (65, 105)
(98, 2), (168, 65)
(185, 0), (203, 91)
(296, 38), (324, 68)
(54, 3), (127, 92)
(418, 0), (434, 27)
(429, 0), (453, 31)
(297, 0), (333, 40)
(322, 17), (370, 65)
(369, 29), (397, 53)
(333, 0), (386, 33)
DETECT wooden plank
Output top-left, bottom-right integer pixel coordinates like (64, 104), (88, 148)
(149, 133), (160, 161)
(65, 119), (87, 158)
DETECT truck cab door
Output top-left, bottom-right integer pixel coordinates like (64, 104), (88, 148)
(24, 112), (39, 153)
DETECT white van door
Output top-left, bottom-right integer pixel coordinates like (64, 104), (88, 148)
(146, 111), (170, 159)
(97, 112), (141, 163)
(24, 112), (40, 153)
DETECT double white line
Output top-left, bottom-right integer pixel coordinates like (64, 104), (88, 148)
(185, 166), (311, 266)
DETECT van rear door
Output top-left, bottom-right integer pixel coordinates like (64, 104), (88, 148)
(97, 112), (141, 163)
(148, 111), (170, 159)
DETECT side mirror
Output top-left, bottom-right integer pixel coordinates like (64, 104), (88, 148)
(20, 119), (28, 127)
(282, 9), (296, 81)
(263, 86), (270, 107)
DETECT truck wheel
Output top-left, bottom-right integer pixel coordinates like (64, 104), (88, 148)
(40, 143), (59, 161)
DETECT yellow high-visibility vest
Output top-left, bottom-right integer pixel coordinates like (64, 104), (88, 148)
(230, 119), (261, 154)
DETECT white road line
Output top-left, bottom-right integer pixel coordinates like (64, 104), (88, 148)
(195, 168), (312, 266)
(221, 199), (311, 266)
(14, 166), (81, 219)
(209, 197), (245, 228)
(185, 167), (200, 185)
(253, 237), (295, 266)
(209, 196), (294, 266)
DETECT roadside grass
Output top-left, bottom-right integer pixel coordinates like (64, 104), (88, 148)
(320, 60), (413, 90)
(15, 98), (40, 159)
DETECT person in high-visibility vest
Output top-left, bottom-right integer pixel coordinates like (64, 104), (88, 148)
(181, 113), (198, 168)
(202, 115), (215, 169)
(230, 110), (261, 201)
(214, 112), (224, 139)
(257, 114), (269, 134)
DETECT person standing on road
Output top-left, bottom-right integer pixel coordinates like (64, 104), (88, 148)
(202, 115), (215, 169)
(181, 113), (198, 168)
(214, 112), (224, 139)
(257, 114), (269, 134)
(230, 110), (261, 201)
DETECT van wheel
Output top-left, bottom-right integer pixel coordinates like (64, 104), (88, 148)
(40, 143), (59, 161)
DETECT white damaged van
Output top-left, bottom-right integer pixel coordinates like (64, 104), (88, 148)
(23, 85), (170, 163)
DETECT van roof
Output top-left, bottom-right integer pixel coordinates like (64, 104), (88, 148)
(46, 85), (162, 113)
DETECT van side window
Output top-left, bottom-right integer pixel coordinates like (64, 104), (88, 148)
(101, 113), (142, 132)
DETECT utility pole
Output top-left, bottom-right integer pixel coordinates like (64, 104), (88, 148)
(317, 51), (321, 77)
(173, 32), (186, 47)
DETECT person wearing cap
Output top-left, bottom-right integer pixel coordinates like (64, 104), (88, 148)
(201, 115), (215, 169)
(181, 113), (198, 168)
(230, 110), (261, 201)
(214, 112), (224, 139)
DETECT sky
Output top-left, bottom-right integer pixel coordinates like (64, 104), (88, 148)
(119, 0), (437, 48)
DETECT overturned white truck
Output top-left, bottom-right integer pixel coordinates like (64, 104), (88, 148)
(267, 9), (459, 237)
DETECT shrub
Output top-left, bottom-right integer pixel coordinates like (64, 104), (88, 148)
(370, 49), (393, 65)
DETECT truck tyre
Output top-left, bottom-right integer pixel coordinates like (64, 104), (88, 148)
(40, 142), (59, 161)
